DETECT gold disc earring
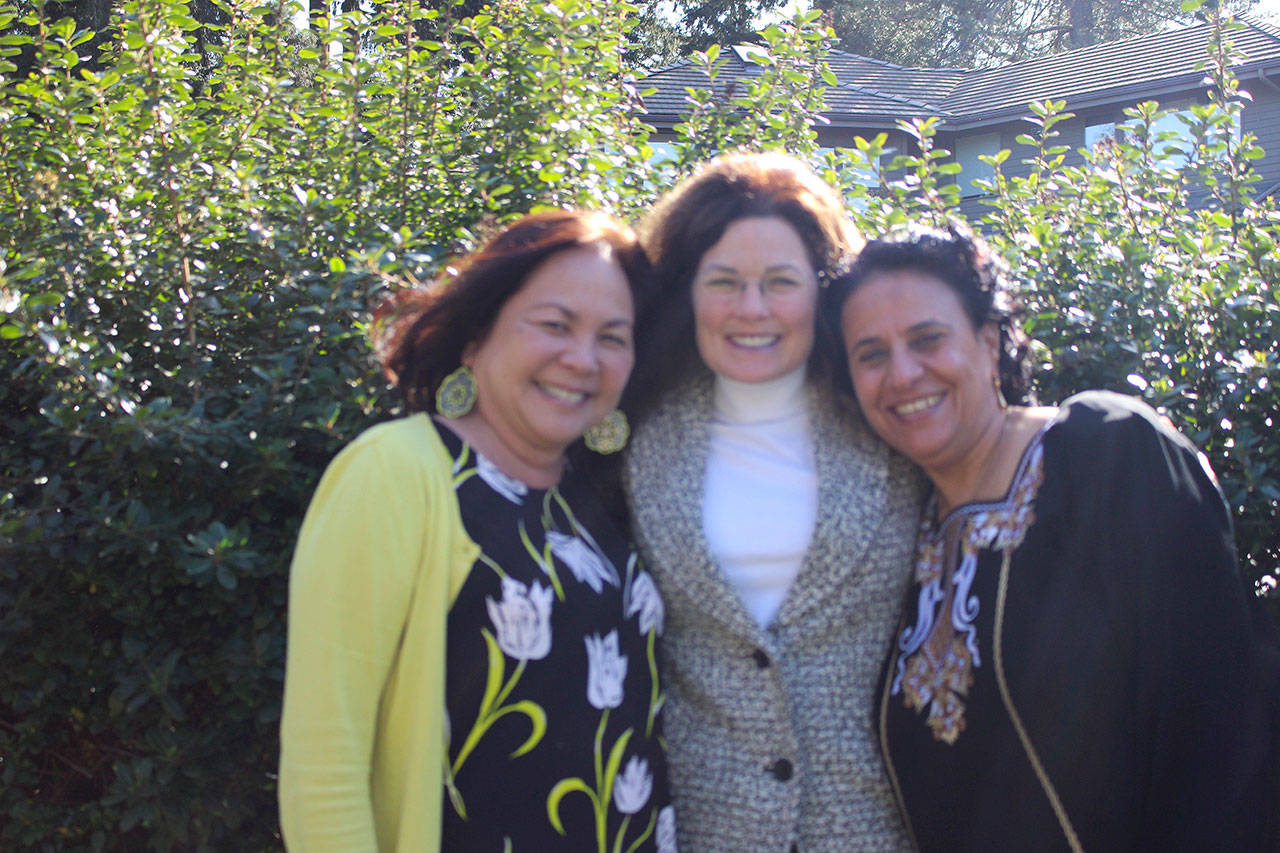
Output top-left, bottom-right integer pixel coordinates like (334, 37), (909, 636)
(583, 409), (629, 454)
(436, 365), (477, 418)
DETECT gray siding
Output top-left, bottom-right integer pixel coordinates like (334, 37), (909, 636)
(1241, 72), (1280, 194)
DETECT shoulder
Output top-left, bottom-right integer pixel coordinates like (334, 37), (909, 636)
(1051, 389), (1174, 434)
(644, 372), (714, 425)
(627, 374), (713, 462)
(1040, 390), (1226, 523)
(337, 414), (450, 470)
(807, 382), (885, 456)
(315, 415), (455, 506)
(1046, 390), (1197, 460)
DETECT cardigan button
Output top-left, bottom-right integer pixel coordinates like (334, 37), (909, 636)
(766, 758), (793, 781)
(751, 648), (771, 668)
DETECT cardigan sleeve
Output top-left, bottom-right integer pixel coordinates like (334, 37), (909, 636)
(1052, 392), (1279, 848)
(278, 419), (451, 851)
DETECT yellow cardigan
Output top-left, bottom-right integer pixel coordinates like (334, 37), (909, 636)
(278, 415), (480, 851)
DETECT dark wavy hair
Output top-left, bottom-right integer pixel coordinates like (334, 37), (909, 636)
(627, 151), (862, 419)
(824, 223), (1034, 406)
(374, 209), (652, 413)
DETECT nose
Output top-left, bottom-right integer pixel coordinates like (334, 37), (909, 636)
(732, 281), (770, 318)
(886, 347), (922, 387)
(558, 334), (599, 374)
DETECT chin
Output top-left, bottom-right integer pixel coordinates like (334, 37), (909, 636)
(724, 365), (791, 384)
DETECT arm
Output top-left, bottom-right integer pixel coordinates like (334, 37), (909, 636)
(1136, 426), (1278, 848)
(278, 426), (430, 851)
(1065, 394), (1279, 847)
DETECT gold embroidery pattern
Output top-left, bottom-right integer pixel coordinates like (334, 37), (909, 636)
(890, 443), (1045, 744)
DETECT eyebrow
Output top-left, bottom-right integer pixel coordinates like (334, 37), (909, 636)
(848, 319), (949, 350)
(697, 262), (806, 276)
(529, 301), (633, 328)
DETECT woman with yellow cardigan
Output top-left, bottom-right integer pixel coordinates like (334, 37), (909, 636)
(278, 210), (674, 851)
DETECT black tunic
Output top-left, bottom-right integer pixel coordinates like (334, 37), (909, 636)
(878, 391), (1280, 852)
(438, 425), (675, 852)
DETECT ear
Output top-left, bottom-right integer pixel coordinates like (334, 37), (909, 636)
(979, 322), (1001, 369)
(460, 339), (478, 368)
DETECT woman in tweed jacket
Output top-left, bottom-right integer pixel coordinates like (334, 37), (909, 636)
(622, 152), (923, 852)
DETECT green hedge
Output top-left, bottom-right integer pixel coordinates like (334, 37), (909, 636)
(1, 1), (1274, 847)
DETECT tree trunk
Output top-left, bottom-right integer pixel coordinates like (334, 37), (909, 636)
(1067, 0), (1095, 47)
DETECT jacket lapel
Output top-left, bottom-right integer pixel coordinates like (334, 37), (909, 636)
(774, 386), (889, 628)
(626, 375), (761, 639)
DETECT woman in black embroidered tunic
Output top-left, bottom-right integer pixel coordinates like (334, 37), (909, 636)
(827, 225), (1279, 851)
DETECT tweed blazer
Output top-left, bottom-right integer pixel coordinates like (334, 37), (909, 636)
(624, 374), (924, 853)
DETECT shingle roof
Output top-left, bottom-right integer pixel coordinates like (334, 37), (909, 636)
(638, 18), (1280, 129)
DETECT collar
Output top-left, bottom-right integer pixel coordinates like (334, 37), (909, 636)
(712, 366), (808, 425)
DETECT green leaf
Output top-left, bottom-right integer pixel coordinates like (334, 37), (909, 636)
(547, 777), (596, 835)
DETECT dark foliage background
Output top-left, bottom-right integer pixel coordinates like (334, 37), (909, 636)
(0, 0), (1274, 848)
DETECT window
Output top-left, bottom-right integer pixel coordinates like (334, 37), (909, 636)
(1143, 103), (1238, 169)
(821, 143), (880, 188)
(1085, 122), (1118, 148)
(1149, 109), (1196, 168)
(955, 131), (1000, 197)
(648, 141), (678, 165)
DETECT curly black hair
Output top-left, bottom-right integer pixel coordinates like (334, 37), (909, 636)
(824, 223), (1033, 406)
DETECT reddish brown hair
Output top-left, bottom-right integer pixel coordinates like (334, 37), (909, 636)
(374, 209), (651, 413)
(628, 151), (862, 418)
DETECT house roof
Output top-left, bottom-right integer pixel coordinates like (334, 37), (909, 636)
(638, 18), (1280, 131)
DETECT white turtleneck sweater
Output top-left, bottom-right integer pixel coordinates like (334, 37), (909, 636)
(702, 366), (818, 628)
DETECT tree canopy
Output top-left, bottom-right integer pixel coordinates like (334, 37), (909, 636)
(642, 0), (1262, 67)
(815, 0), (1260, 66)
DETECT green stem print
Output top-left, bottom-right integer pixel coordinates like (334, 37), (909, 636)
(645, 630), (663, 738)
(519, 520), (565, 599)
(449, 629), (547, 814)
(619, 810), (657, 853)
(477, 550), (507, 579)
(547, 488), (614, 568)
(546, 709), (638, 853)
(450, 442), (475, 488)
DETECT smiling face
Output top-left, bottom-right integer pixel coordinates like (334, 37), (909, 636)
(840, 268), (1003, 476)
(691, 216), (820, 384)
(462, 242), (634, 468)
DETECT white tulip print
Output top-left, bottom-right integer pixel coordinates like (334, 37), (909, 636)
(656, 805), (678, 853)
(476, 452), (528, 503)
(548, 531), (619, 593)
(584, 630), (627, 710)
(485, 576), (553, 662)
(625, 570), (664, 636)
(612, 755), (653, 815)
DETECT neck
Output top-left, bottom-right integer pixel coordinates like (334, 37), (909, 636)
(438, 413), (565, 489)
(712, 366), (808, 425)
(930, 408), (1012, 518)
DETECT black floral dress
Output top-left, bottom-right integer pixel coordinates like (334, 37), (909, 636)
(437, 424), (676, 852)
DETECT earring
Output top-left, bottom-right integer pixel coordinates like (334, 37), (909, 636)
(436, 365), (477, 418)
(993, 374), (1008, 409)
(584, 409), (629, 454)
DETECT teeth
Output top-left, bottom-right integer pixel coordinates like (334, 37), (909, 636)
(540, 384), (586, 404)
(731, 335), (778, 348)
(895, 394), (942, 416)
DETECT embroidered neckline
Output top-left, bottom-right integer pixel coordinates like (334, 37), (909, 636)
(890, 421), (1052, 744)
(926, 417), (1055, 531)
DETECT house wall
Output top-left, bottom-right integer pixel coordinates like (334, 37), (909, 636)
(945, 79), (1280, 219)
(1241, 71), (1280, 193)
